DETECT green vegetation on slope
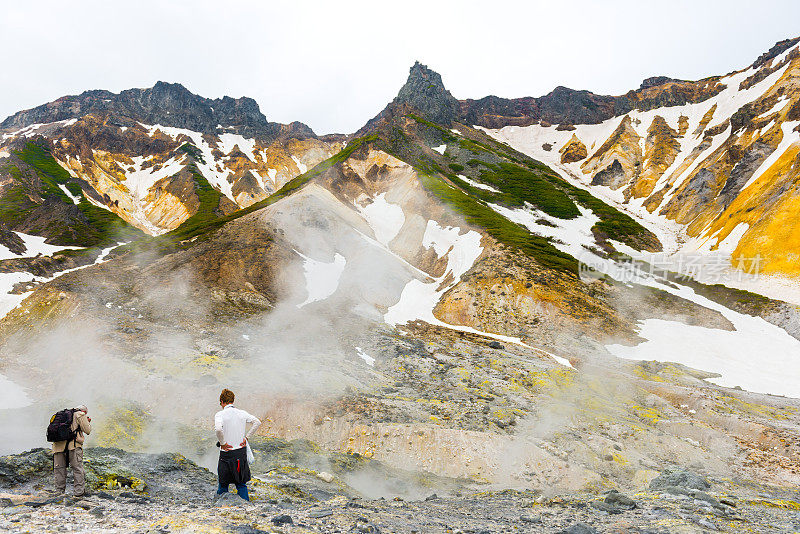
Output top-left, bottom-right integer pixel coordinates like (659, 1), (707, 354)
(406, 116), (659, 252)
(164, 164), (224, 241)
(0, 172), (38, 226)
(476, 161), (580, 219)
(6, 143), (144, 246)
(417, 170), (579, 274)
(178, 142), (205, 164)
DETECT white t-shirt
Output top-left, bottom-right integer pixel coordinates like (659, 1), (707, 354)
(214, 405), (261, 450)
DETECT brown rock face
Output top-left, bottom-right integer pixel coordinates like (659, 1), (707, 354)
(559, 135), (588, 163)
(581, 116), (642, 189)
(628, 115), (682, 199)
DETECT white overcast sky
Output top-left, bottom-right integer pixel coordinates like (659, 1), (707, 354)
(2, 1), (799, 134)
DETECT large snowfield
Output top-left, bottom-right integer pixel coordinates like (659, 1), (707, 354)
(606, 279), (800, 398)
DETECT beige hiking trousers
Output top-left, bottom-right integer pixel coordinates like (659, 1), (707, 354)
(53, 448), (85, 496)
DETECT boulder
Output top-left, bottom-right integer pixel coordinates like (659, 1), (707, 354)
(271, 514), (293, 525)
(316, 471), (335, 483)
(590, 489), (638, 513)
(649, 467), (710, 491)
(560, 135), (588, 163)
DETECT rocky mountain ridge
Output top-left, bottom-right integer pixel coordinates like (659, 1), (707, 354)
(0, 81), (315, 141)
(461, 37), (800, 129)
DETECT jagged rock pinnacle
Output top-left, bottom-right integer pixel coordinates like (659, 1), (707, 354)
(395, 61), (459, 125)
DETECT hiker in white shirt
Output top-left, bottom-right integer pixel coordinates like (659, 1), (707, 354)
(213, 388), (261, 500)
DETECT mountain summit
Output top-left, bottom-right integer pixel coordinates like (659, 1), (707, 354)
(395, 61), (460, 125)
(357, 61), (459, 135)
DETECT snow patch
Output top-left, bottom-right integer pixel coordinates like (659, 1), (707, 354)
(0, 232), (81, 261)
(547, 353), (574, 369)
(249, 169), (266, 191)
(756, 96), (789, 119)
(0, 242), (122, 321)
(432, 144), (447, 154)
(356, 193), (405, 247)
(0, 272), (39, 318)
(1, 119), (78, 140)
(771, 43), (800, 66)
(121, 155), (185, 199)
(741, 121), (800, 191)
(490, 203), (601, 261)
(355, 347), (375, 366)
(297, 252), (346, 307)
(291, 155), (308, 174)
(218, 133), (257, 162)
(457, 174), (500, 193)
(58, 184), (81, 204)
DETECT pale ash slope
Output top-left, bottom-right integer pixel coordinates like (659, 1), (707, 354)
(486, 42), (800, 280)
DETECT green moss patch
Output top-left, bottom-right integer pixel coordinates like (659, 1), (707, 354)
(476, 161), (580, 219)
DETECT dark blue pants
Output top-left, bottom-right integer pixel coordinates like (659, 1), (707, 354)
(217, 482), (249, 500)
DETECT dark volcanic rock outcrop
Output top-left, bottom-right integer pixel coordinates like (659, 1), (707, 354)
(395, 61), (460, 125)
(460, 80), (725, 128)
(357, 61), (460, 134)
(0, 225), (26, 255)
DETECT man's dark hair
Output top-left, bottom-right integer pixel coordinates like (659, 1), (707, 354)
(220, 389), (235, 405)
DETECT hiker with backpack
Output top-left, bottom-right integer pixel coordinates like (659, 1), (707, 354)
(214, 388), (261, 501)
(47, 405), (92, 498)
